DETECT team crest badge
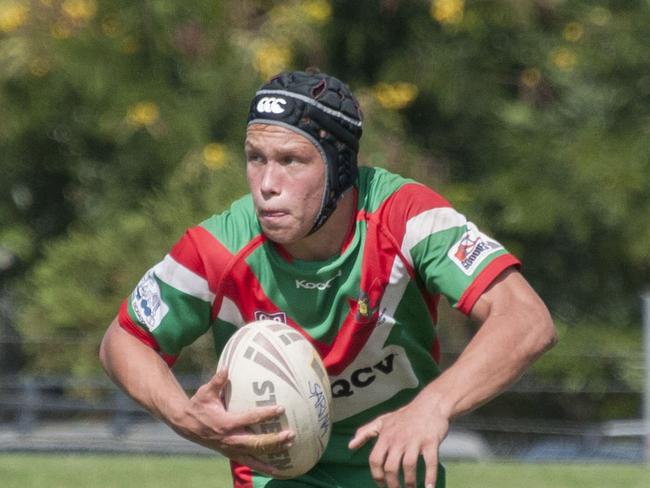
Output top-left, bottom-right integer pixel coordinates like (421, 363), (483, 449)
(254, 311), (288, 323)
(355, 291), (380, 323)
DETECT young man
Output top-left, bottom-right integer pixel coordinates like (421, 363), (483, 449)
(99, 71), (557, 488)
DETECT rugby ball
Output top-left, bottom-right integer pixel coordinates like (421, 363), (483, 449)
(217, 320), (332, 479)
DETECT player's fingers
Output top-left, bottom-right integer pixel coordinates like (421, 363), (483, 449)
(209, 368), (229, 390)
(348, 418), (383, 450)
(192, 369), (229, 403)
(367, 441), (388, 488)
(192, 372), (228, 407)
(401, 447), (420, 488)
(422, 444), (439, 488)
(228, 404), (287, 428)
(233, 454), (282, 478)
(383, 447), (403, 488)
(225, 431), (294, 455)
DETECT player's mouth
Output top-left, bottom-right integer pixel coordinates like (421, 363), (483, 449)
(258, 209), (289, 224)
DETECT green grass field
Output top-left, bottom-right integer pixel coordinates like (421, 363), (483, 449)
(0, 454), (648, 487)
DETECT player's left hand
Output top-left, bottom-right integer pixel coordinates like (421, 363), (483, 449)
(348, 394), (449, 488)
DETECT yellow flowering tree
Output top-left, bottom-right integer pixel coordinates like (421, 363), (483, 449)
(0, 0), (647, 414)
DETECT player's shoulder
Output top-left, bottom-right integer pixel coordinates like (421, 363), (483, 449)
(358, 166), (451, 213)
(357, 166), (412, 212)
(196, 193), (262, 254)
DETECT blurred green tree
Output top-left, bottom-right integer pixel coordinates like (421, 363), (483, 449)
(0, 0), (647, 420)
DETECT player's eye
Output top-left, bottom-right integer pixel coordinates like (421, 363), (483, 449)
(247, 152), (264, 164)
(283, 153), (304, 165)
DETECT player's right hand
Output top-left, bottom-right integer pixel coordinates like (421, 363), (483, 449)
(172, 369), (295, 475)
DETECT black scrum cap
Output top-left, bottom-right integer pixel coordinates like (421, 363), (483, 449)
(247, 70), (363, 234)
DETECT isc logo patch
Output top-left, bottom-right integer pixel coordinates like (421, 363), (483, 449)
(132, 270), (169, 331)
(256, 97), (287, 114)
(448, 223), (503, 275)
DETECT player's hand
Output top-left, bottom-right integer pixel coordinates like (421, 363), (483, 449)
(175, 369), (295, 475)
(348, 393), (449, 488)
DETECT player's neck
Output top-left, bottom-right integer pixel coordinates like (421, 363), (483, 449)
(282, 189), (356, 261)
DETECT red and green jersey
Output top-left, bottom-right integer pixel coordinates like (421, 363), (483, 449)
(118, 166), (519, 486)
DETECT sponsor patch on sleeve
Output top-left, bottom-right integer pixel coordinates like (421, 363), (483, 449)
(448, 223), (504, 276)
(132, 270), (169, 332)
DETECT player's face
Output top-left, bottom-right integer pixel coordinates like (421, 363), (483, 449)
(245, 124), (326, 245)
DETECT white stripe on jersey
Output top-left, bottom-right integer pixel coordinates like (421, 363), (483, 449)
(400, 207), (466, 267)
(330, 254), (418, 422)
(217, 296), (245, 327)
(153, 255), (215, 303)
(374, 254), (409, 331)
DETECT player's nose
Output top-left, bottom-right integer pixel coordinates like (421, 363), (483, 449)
(259, 162), (282, 197)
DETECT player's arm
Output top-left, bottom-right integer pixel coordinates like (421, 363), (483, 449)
(349, 267), (557, 488)
(429, 267), (557, 418)
(99, 317), (294, 473)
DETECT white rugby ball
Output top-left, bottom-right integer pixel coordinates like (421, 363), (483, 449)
(217, 320), (332, 479)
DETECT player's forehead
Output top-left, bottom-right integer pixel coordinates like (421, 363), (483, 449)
(245, 123), (315, 152)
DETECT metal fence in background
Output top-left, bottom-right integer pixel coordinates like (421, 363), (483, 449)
(0, 374), (215, 456)
(0, 371), (646, 463)
(0, 294), (647, 462)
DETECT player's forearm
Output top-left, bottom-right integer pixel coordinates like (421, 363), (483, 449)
(99, 319), (192, 427)
(429, 307), (555, 420)
(421, 273), (557, 421)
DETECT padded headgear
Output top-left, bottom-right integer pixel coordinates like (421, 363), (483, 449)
(247, 70), (363, 234)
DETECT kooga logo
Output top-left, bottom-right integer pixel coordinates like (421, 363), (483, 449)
(257, 97), (287, 114)
(296, 271), (341, 291)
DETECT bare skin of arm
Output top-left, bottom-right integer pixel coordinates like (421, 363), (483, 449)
(99, 319), (294, 474)
(348, 268), (557, 488)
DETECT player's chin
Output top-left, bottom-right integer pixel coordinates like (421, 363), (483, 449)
(259, 225), (301, 245)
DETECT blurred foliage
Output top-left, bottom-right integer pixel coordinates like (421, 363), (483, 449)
(1, 1), (649, 421)
(527, 321), (643, 420)
(18, 154), (247, 375)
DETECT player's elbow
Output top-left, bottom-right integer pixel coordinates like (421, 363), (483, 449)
(526, 300), (557, 358)
(99, 334), (109, 365)
(98, 331), (111, 373)
(98, 318), (120, 375)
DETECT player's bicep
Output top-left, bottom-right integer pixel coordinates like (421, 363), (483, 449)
(100, 317), (165, 376)
(468, 267), (519, 322)
(469, 268), (551, 326)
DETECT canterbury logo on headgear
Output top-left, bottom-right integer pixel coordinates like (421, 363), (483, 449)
(255, 89), (362, 127)
(256, 97), (287, 114)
